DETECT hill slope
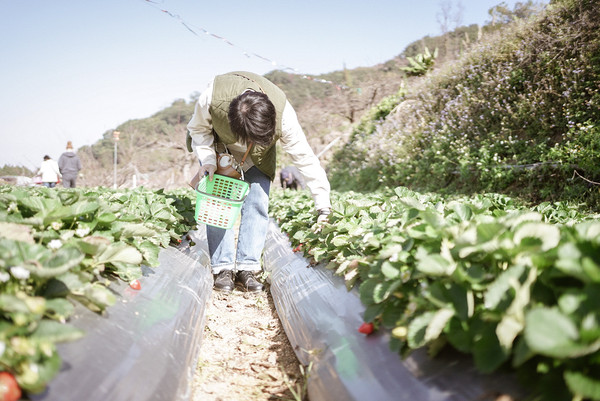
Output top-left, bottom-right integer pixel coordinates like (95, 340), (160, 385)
(328, 0), (600, 208)
(77, 99), (197, 188)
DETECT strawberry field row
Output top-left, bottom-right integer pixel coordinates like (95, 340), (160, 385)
(0, 185), (196, 398)
(269, 187), (600, 401)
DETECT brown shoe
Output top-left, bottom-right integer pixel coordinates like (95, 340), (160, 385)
(214, 270), (234, 292)
(236, 271), (264, 292)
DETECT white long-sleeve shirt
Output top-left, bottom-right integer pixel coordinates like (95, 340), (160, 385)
(37, 159), (61, 183)
(187, 78), (331, 211)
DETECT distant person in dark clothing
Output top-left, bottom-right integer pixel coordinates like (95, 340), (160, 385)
(58, 141), (82, 188)
(280, 166), (305, 190)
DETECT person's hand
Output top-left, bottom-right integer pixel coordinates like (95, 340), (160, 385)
(189, 164), (218, 190)
(199, 164), (217, 181)
(314, 208), (332, 233)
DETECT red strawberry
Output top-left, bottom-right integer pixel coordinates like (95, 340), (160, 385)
(358, 322), (374, 335)
(129, 279), (141, 290)
(0, 371), (21, 401)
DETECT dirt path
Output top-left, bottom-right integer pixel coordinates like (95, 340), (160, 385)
(192, 283), (306, 401)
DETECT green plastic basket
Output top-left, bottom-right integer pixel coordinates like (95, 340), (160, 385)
(194, 174), (249, 229)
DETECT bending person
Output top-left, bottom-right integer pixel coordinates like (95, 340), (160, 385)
(186, 71), (331, 293)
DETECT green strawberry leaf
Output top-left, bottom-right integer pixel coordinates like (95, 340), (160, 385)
(525, 307), (600, 358)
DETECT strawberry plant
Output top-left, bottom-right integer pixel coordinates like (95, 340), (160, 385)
(270, 187), (600, 400)
(0, 185), (196, 395)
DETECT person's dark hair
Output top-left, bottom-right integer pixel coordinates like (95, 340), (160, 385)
(228, 91), (276, 147)
(43, 155), (50, 161)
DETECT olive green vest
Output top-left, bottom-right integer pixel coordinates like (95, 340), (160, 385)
(186, 71), (286, 180)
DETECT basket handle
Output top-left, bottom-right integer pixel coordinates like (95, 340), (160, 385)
(238, 142), (253, 181)
(189, 170), (201, 190)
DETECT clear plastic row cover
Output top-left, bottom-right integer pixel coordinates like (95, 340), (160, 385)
(32, 231), (212, 401)
(263, 219), (526, 401)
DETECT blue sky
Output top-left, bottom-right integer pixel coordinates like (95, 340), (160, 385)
(0, 0), (546, 170)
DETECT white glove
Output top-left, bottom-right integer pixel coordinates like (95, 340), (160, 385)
(315, 208), (331, 233)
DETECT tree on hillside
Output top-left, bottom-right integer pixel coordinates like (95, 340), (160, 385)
(488, 1), (546, 25)
(333, 66), (381, 124)
(437, 0), (464, 34)
(437, 0), (465, 57)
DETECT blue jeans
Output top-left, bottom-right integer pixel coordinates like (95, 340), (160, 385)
(207, 167), (271, 274)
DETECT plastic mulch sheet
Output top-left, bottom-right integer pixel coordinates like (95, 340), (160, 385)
(32, 230), (213, 401)
(263, 218), (527, 401)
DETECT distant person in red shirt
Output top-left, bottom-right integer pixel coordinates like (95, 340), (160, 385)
(58, 141), (82, 188)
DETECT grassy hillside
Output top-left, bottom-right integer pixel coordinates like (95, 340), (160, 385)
(76, 99), (197, 188)
(328, 0), (600, 210)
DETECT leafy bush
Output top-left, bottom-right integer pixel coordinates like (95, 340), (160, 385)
(401, 47), (438, 76)
(328, 86), (408, 191)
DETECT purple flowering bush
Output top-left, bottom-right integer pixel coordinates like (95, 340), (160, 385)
(329, 0), (600, 208)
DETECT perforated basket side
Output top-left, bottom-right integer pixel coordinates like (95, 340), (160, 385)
(199, 175), (249, 201)
(195, 193), (241, 229)
(194, 175), (249, 229)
